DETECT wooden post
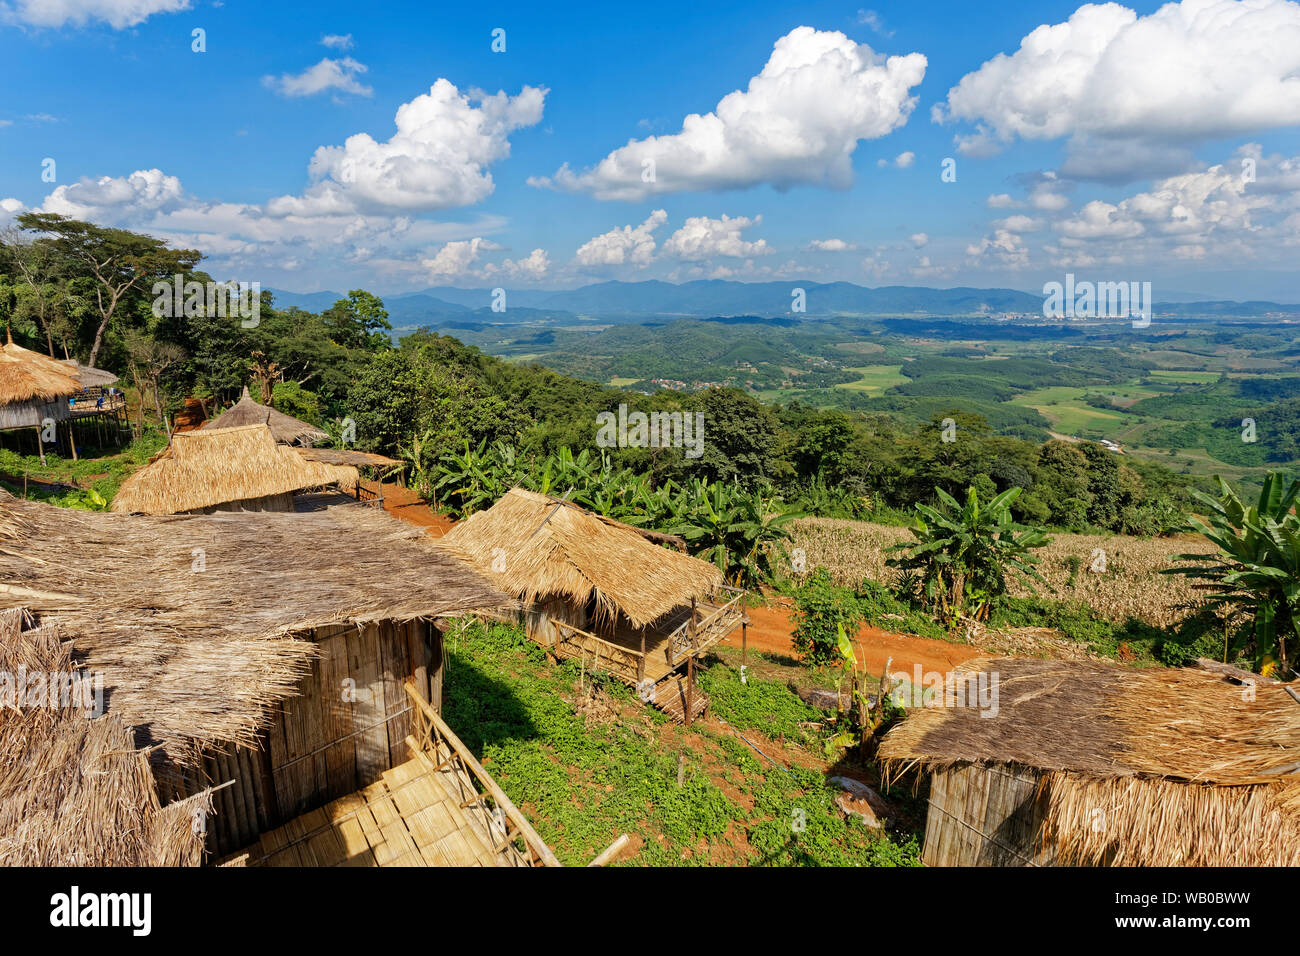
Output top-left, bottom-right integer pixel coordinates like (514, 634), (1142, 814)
(686, 654), (695, 727)
(65, 421), (77, 461)
(639, 631), (646, 686)
(741, 592), (748, 666)
(34, 426), (44, 465)
(428, 621), (444, 715)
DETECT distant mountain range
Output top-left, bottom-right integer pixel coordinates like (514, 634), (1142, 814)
(266, 279), (1300, 322)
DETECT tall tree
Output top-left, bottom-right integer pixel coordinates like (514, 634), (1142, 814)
(16, 213), (200, 367)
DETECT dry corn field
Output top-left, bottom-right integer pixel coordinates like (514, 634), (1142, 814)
(781, 517), (1206, 629)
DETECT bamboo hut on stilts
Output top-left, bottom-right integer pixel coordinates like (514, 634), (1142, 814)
(440, 488), (747, 724)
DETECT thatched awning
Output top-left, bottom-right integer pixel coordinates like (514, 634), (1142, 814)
(439, 487), (720, 628)
(111, 423), (359, 515)
(0, 609), (212, 866)
(879, 658), (1300, 865)
(0, 493), (508, 769)
(62, 360), (118, 388)
(0, 338), (81, 405)
(202, 386), (328, 446)
(295, 447), (403, 469)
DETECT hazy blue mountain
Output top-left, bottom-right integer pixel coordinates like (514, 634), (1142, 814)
(268, 280), (1297, 321)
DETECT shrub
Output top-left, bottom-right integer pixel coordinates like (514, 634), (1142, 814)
(791, 569), (865, 665)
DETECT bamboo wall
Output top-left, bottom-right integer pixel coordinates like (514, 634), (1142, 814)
(0, 398), (71, 430)
(524, 596), (588, 646)
(921, 763), (1057, 866)
(167, 618), (442, 858)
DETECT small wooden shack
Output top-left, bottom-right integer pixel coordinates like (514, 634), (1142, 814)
(440, 488), (746, 722)
(202, 385), (328, 446)
(878, 658), (1300, 866)
(111, 422), (359, 515)
(0, 333), (81, 463)
(0, 608), (212, 866)
(0, 492), (543, 861)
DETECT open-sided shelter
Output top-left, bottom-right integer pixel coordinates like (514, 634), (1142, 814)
(111, 422), (358, 515)
(0, 492), (546, 861)
(440, 488), (746, 722)
(878, 658), (1300, 866)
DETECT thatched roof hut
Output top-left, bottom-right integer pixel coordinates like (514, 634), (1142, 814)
(0, 336), (80, 430)
(0, 492), (509, 855)
(2, 492), (503, 766)
(111, 422), (358, 515)
(441, 487), (717, 629)
(62, 359), (118, 388)
(202, 386), (328, 446)
(878, 658), (1300, 867)
(0, 609), (212, 866)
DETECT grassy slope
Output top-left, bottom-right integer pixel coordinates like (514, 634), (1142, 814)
(440, 619), (922, 867)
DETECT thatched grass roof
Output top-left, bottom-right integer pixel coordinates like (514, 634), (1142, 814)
(879, 658), (1300, 865)
(62, 360), (118, 388)
(440, 487), (720, 628)
(0, 338), (81, 405)
(0, 609), (212, 866)
(202, 386), (328, 446)
(0, 493), (508, 771)
(111, 423), (359, 515)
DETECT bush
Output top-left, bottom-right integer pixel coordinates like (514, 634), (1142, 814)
(791, 569), (865, 665)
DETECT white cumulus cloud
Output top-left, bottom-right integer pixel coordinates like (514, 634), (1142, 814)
(934, 0), (1300, 179)
(267, 79), (546, 215)
(534, 26), (925, 199)
(574, 209), (668, 266)
(661, 214), (770, 260)
(1, 0), (189, 28)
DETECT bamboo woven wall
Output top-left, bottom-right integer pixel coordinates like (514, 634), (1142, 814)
(168, 618), (439, 857)
(922, 764), (1057, 867)
(0, 398), (71, 430)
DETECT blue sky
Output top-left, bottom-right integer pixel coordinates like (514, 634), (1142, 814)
(2, 0), (1300, 299)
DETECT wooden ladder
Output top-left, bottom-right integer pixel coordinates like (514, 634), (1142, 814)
(650, 677), (709, 724)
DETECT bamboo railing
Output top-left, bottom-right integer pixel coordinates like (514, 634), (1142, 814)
(552, 620), (645, 681)
(404, 682), (560, 868)
(665, 587), (746, 667)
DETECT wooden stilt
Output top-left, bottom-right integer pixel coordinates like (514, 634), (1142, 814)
(65, 421), (77, 461)
(34, 426), (45, 465)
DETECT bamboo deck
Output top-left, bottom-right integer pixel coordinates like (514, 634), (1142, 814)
(219, 751), (506, 867)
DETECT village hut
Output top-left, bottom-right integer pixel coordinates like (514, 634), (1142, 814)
(0, 334), (80, 462)
(202, 385), (328, 446)
(877, 657), (1300, 867)
(110, 422), (359, 515)
(61, 359), (118, 388)
(0, 491), (549, 861)
(0, 608), (212, 866)
(440, 488), (747, 722)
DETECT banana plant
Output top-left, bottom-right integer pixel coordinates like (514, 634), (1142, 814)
(1166, 472), (1300, 675)
(887, 485), (1050, 626)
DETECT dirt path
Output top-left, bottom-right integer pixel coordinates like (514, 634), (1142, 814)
(361, 481), (456, 537)
(723, 600), (981, 678)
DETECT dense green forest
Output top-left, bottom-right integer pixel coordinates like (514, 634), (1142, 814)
(0, 214), (1198, 537)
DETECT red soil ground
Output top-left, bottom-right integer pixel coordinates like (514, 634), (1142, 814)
(172, 397), (207, 433)
(360, 481), (456, 537)
(722, 598), (980, 678)
(367, 488), (973, 677)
